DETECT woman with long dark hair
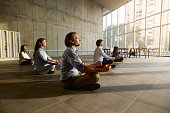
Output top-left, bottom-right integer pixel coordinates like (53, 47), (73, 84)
(33, 38), (60, 75)
(19, 45), (33, 65)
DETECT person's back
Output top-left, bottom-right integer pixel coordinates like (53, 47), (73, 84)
(93, 39), (115, 67)
(94, 46), (104, 64)
(60, 46), (83, 81)
(34, 48), (50, 71)
(33, 38), (60, 75)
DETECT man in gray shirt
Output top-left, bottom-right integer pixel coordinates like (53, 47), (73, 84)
(60, 32), (111, 91)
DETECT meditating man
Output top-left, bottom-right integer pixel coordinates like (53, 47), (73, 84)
(60, 32), (111, 91)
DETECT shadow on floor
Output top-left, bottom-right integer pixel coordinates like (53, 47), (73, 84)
(0, 71), (61, 81)
(0, 81), (77, 100)
(101, 70), (170, 76)
(98, 83), (170, 93)
(1, 80), (170, 99)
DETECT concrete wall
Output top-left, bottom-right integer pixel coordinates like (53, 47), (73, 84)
(0, 0), (103, 57)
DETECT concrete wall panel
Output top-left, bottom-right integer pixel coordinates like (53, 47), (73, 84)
(50, 10), (58, 25)
(57, 0), (67, 12)
(46, 0), (57, 10)
(33, 0), (45, 7)
(57, 11), (64, 26)
(18, 18), (33, 38)
(0, 0), (103, 57)
(66, 1), (75, 16)
(46, 24), (58, 57)
(0, 14), (9, 30)
(82, 0), (88, 20)
(57, 26), (67, 50)
(16, 0), (33, 19)
(33, 5), (46, 22)
(33, 22), (46, 44)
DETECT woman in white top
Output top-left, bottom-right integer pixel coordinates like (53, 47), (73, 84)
(19, 45), (33, 65)
(33, 38), (60, 75)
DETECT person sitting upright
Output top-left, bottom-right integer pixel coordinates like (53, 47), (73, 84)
(19, 45), (33, 65)
(94, 39), (116, 68)
(33, 38), (60, 75)
(112, 46), (124, 62)
(60, 32), (111, 91)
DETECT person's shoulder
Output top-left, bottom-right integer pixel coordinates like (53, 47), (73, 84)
(94, 47), (98, 51)
(96, 46), (101, 50)
(37, 48), (43, 51)
(36, 48), (43, 54)
(19, 52), (22, 56)
(66, 47), (74, 52)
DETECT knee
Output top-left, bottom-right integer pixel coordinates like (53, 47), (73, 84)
(89, 73), (100, 83)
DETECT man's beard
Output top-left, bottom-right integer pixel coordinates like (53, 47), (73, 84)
(75, 43), (80, 47)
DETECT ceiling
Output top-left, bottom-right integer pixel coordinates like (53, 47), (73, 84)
(93, 0), (129, 14)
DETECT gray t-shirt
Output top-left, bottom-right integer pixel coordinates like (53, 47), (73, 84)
(60, 46), (85, 81)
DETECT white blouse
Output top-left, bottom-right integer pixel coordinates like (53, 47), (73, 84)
(19, 52), (30, 64)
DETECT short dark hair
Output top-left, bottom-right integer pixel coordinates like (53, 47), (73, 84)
(114, 46), (118, 50)
(96, 39), (103, 46)
(65, 32), (77, 47)
(113, 46), (118, 52)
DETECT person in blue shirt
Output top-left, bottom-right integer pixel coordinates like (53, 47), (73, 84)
(33, 38), (60, 75)
(60, 32), (111, 91)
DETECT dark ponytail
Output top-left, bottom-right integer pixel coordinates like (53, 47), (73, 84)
(33, 38), (45, 58)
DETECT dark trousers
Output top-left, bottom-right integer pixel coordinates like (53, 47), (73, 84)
(114, 57), (124, 62)
(21, 59), (32, 65)
(96, 58), (114, 68)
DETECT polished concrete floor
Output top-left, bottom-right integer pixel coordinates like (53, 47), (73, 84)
(0, 56), (170, 113)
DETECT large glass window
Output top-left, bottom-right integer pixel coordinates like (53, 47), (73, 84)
(126, 33), (134, 48)
(118, 5), (125, 25)
(161, 10), (170, 25)
(112, 10), (118, 27)
(126, 23), (134, 33)
(147, 0), (161, 16)
(125, 0), (134, 23)
(119, 35), (125, 48)
(103, 16), (106, 31)
(106, 13), (111, 30)
(135, 0), (146, 20)
(135, 19), (145, 31)
(161, 25), (170, 56)
(103, 0), (170, 56)
(162, 0), (170, 11)
(135, 30), (145, 48)
(112, 36), (118, 47)
(146, 14), (160, 28)
(146, 27), (160, 49)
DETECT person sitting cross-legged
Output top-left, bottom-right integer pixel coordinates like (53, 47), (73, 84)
(19, 45), (33, 65)
(93, 39), (117, 68)
(112, 46), (124, 62)
(33, 38), (60, 75)
(60, 32), (111, 91)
